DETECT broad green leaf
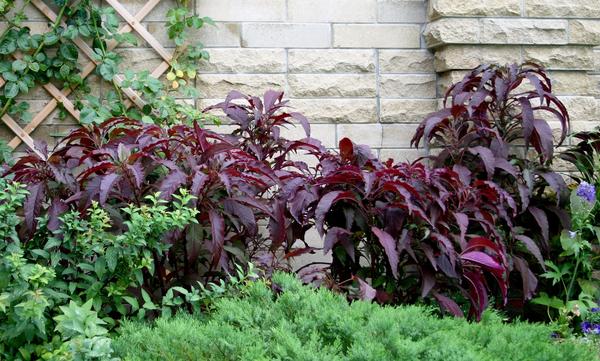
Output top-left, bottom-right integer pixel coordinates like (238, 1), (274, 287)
(11, 59), (26, 72)
(4, 82), (18, 98)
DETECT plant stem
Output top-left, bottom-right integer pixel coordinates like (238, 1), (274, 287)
(0, 1), (68, 119)
(88, 3), (126, 115)
(566, 258), (580, 302)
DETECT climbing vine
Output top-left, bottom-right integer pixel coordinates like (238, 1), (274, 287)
(0, 0), (215, 128)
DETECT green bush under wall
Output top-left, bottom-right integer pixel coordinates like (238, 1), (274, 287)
(114, 273), (599, 361)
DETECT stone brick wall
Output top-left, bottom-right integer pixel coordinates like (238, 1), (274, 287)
(425, 0), (600, 150)
(2, 0), (600, 160)
(194, 0), (432, 162)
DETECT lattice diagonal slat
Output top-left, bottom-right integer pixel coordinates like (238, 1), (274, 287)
(1, 0), (175, 155)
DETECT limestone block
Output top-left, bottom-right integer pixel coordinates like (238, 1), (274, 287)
(288, 99), (378, 123)
(288, 50), (375, 73)
(434, 45), (519, 72)
(481, 19), (569, 45)
(559, 96), (600, 122)
(423, 18), (480, 48)
(380, 74), (437, 98)
(525, 0), (600, 18)
(569, 20), (600, 45)
(288, 0), (377, 23)
(333, 24), (421, 48)
(147, 22), (241, 47)
(196, 0), (285, 21)
(594, 49), (600, 72)
(116, 49), (163, 73)
(379, 148), (428, 163)
(242, 23), (331, 48)
(382, 124), (420, 147)
(199, 49), (286, 73)
(523, 46), (594, 70)
(549, 71), (598, 96)
(379, 50), (434, 73)
(380, 99), (438, 123)
(377, 0), (427, 23)
(282, 124), (337, 148)
(429, 0), (521, 19)
(337, 123), (382, 147)
(288, 74), (376, 97)
(196, 74), (285, 98)
(437, 71), (469, 94)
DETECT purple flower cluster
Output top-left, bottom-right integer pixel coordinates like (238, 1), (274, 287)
(576, 182), (596, 203)
(581, 321), (600, 335)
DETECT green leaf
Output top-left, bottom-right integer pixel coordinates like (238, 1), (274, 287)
(123, 296), (139, 311)
(2, 71), (17, 82)
(28, 62), (39, 72)
(30, 249), (49, 258)
(11, 59), (26, 72)
(59, 64), (70, 78)
(78, 263), (95, 272)
(17, 80), (27, 93)
(94, 257), (106, 278)
(43, 32), (59, 45)
(4, 82), (18, 98)
(59, 43), (79, 61)
(106, 247), (118, 272)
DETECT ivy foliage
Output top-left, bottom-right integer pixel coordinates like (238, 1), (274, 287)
(0, 0), (216, 128)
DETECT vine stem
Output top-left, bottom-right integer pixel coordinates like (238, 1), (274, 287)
(0, 1), (69, 120)
(88, 3), (126, 114)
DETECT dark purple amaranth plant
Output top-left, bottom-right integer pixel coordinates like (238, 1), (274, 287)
(3, 90), (321, 297)
(284, 137), (515, 319)
(412, 63), (571, 307)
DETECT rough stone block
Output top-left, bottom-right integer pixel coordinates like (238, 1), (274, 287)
(288, 50), (375, 73)
(550, 71), (598, 96)
(437, 71), (469, 94)
(379, 148), (427, 163)
(379, 50), (434, 73)
(380, 74), (437, 98)
(288, 0), (376, 22)
(333, 24), (421, 48)
(242, 24), (331, 48)
(196, 0), (285, 21)
(337, 124), (382, 147)
(559, 96), (599, 122)
(199, 49), (286, 73)
(196, 74), (285, 98)
(382, 124), (420, 147)
(380, 99), (437, 123)
(288, 74), (377, 97)
(424, 19), (480, 48)
(116, 49), (163, 73)
(523, 46), (594, 70)
(434, 45), (520, 72)
(525, 0), (600, 18)
(377, 0), (426, 23)
(569, 20), (600, 45)
(289, 99), (378, 123)
(283, 124), (337, 148)
(147, 22), (241, 47)
(429, 0), (521, 19)
(481, 19), (569, 45)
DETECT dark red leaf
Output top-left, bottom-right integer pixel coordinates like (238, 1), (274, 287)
(372, 227), (399, 279)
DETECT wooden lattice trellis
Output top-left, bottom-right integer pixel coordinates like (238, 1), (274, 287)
(0, 0), (174, 158)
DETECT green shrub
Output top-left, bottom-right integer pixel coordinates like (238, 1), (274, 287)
(114, 273), (599, 361)
(0, 177), (198, 359)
